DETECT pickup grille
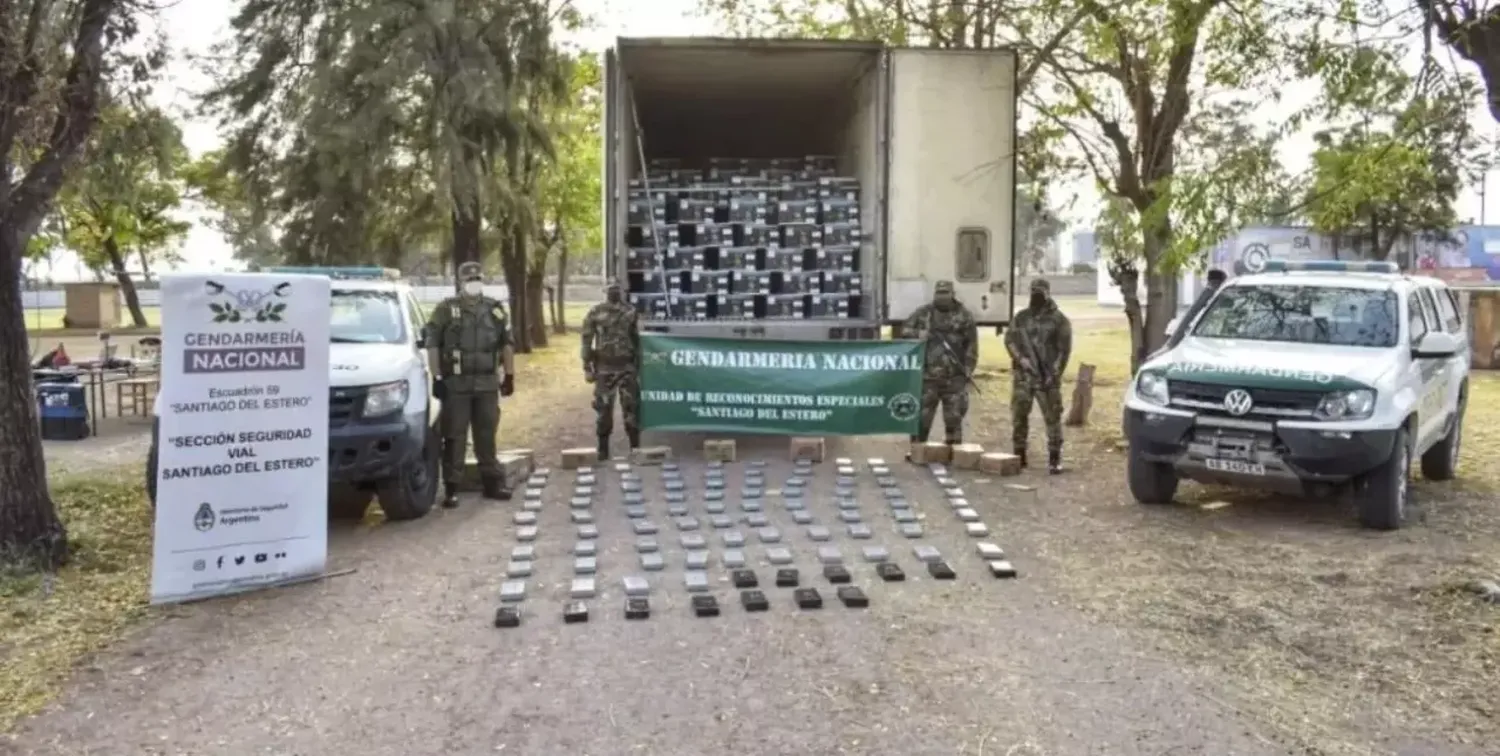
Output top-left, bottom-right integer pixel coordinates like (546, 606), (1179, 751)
(1168, 380), (1322, 419)
(329, 386), (368, 427)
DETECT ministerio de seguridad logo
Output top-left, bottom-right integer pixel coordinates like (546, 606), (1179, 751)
(194, 502), (216, 532)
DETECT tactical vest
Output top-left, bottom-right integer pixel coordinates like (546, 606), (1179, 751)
(437, 297), (506, 392)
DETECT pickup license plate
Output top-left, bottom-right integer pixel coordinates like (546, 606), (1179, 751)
(1205, 458), (1265, 475)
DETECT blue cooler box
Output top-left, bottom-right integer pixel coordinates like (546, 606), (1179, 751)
(37, 382), (88, 440)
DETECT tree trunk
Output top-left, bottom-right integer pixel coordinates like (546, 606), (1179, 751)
(1113, 262), (1148, 374)
(500, 237), (530, 354)
(525, 266), (548, 348)
(137, 248), (153, 283)
(554, 243), (570, 333)
(105, 238), (148, 327)
(449, 205), (482, 289)
(0, 231), (68, 569)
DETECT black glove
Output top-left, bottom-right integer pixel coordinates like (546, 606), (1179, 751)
(500, 373), (515, 397)
(431, 378), (446, 401)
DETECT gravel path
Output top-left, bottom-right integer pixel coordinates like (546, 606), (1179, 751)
(9, 402), (1298, 756)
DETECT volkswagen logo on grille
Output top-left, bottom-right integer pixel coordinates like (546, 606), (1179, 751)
(1223, 389), (1254, 416)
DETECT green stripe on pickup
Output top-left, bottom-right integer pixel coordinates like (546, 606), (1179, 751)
(1160, 362), (1371, 393)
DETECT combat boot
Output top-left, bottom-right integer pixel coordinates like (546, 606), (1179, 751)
(597, 434), (611, 461)
(441, 484), (460, 509)
(627, 429), (641, 449)
(481, 476), (511, 501)
(1014, 446), (1028, 469)
(1048, 449), (1063, 475)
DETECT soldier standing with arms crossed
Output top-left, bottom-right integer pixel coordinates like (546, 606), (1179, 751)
(1006, 278), (1072, 474)
(902, 280), (979, 449)
(425, 261), (516, 508)
(581, 280), (642, 460)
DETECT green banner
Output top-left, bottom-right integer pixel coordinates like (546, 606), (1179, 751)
(639, 335), (925, 436)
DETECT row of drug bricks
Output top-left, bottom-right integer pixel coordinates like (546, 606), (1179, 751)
(492, 448), (1019, 628)
(547, 435), (1026, 474)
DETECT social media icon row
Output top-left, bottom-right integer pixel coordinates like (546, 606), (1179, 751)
(191, 551), (288, 571)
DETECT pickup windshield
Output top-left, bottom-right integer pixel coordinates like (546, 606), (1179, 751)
(330, 290), (407, 344)
(1191, 284), (1398, 348)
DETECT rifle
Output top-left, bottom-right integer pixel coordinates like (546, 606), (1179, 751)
(931, 333), (981, 393)
(1015, 329), (1057, 390)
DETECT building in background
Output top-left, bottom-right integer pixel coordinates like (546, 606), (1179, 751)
(1095, 225), (1500, 308)
(1071, 231), (1098, 271)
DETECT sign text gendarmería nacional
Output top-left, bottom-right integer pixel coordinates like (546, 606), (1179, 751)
(150, 273), (332, 605)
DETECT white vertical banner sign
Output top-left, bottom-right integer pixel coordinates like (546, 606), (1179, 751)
(150, 273), (331, 604)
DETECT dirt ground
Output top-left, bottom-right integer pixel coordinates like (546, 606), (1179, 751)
(5, 320), (1497, 756)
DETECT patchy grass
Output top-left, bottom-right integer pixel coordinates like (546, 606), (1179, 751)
(0, 474), (152, 732)
(498, 331), (589, 447)
(1458, 370), (1500, 491)
(967, 323), (1500, 752)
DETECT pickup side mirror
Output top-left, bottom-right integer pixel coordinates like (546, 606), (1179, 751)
(1163, 316), (1181, 338)
(1412, 331), (1459, 360)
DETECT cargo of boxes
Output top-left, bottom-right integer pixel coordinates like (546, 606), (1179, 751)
(624, 155), (865, 322)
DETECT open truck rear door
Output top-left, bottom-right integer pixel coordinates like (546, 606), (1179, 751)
(602, 46), (621, 282)
(883, 47), (1018, 328)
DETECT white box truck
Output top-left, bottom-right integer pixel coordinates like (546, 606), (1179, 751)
(604, 37), (1019, 340)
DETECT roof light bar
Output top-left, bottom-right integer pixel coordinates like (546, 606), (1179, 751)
(1256, 260), (1400, 275)
(265, 266), (402, 280)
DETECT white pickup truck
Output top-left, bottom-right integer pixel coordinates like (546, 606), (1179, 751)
(1123, 260), (1470, 530)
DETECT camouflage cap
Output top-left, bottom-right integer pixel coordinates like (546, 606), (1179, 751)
(934, 280), (955, 295)
(457, 261), (482, 280)
(1030, 278), (1050, 293)
(604, 279), (625, 293)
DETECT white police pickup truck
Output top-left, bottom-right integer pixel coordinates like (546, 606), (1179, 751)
(1123, 260), (1469, 530)
(147, 266), (442, 521)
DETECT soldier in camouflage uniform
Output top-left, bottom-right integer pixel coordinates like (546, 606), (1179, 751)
(902, 280), (979, 447)
(425, 261), (516, 507)
(1005, 278), (1073, 474)
(581, 281), (642, 460)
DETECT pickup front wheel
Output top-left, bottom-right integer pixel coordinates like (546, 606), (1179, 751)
(1128, 444), (1178, 504)
(375, 426), (440, 521)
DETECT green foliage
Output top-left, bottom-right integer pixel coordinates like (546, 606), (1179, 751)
(1419, 0), (1500, 123)
(532, 53), (602, 262)
(181, 150), (281, 266)
(1301, 55), (1489, 258)
(52, 103), (191, 278)
(201, 0), (564, 270)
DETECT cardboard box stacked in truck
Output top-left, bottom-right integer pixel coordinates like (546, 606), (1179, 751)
(605, 38), (1020, 341)
(625, 156), (865, 323)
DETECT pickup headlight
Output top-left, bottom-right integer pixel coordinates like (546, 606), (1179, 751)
(363, 380), (410, 418)
(1134, 371), (1170, 406)
(1315, 389), (1375, 421)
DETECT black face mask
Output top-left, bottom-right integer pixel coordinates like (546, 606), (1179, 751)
(606, 289), (624, 304)
(1030, 292), (1048, 310)
(934, 295), (955, 310)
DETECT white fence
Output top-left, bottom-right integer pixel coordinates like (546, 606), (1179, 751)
(22, 278), (611, 310)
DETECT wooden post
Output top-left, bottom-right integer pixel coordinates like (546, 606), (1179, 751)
(1065, 363), (1096, 427)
